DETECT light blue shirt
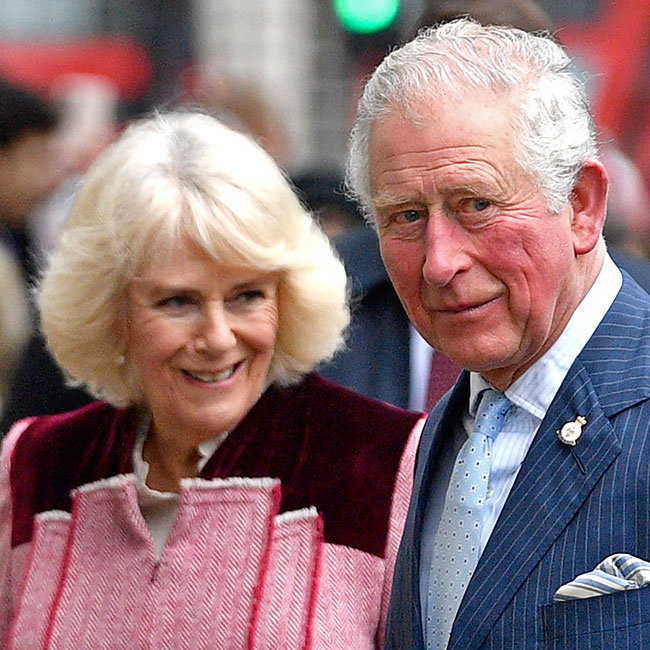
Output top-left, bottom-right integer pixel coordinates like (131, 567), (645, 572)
(410, 324), (434, 411)
(420, 254), (622, 626)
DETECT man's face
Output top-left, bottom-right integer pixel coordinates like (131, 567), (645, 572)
(369, 92), (589, 389)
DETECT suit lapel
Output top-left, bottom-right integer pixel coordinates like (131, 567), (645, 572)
(450, 275), (650, 649)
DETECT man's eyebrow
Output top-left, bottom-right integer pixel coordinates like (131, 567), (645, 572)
(372, 190), (423, 210)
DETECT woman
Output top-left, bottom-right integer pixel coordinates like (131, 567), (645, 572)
(0, 112), (424, 649)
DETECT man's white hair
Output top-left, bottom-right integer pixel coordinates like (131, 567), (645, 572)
(346, 18), (598, 221)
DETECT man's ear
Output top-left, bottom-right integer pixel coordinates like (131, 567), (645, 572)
(569, 159), (608, 255)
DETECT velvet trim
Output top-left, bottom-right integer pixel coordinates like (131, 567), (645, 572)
(9, 374), (420, 557)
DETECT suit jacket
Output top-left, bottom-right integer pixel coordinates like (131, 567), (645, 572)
(319, 225), (411, 408)
(385, 272), (650, 650)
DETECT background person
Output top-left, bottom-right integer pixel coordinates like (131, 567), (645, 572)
(291, 168), (418, 408)
(0, 79), (63, 414)
(0, 111), (423, 649)
(346, 18), (650, 649)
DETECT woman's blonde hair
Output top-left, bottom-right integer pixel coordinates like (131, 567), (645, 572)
(38, 111), (349, 406)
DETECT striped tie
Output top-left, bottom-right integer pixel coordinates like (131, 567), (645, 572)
(425, 389), (512, 649)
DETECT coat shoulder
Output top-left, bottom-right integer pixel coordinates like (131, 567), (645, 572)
(8, 402), (136, 547)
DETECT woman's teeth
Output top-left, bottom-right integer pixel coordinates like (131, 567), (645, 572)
(187, 366), (235, 382)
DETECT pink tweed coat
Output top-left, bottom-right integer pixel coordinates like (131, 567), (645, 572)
(0, 374), (423, 649)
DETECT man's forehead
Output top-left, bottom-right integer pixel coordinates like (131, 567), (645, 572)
(369, 98), (515, 172)
(371, 88), (514, 143)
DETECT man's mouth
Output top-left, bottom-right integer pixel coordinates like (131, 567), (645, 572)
(434, 296), (501, 314)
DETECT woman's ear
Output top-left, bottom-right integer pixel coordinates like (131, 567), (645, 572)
(569, 159), (608, 255)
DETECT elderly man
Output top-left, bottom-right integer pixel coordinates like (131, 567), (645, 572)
(346, 18), (650, 650)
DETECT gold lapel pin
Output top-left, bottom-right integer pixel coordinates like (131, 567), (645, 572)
(557, 416), (587, 446)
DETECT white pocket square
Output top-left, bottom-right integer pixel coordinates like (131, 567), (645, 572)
(553, 553), (650, 602)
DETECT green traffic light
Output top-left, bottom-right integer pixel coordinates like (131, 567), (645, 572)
(334, 0), (400, 34)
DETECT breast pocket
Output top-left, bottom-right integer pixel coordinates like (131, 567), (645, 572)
(541, 586), (650, 650)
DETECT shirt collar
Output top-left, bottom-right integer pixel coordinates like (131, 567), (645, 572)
(470, 253), (622, 419)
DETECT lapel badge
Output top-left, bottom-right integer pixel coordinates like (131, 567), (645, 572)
(557, 416), (586, 446)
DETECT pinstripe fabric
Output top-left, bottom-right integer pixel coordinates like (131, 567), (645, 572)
(385, 273), (650, 650)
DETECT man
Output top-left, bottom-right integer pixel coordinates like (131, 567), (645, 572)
(346, 18), (650, 649)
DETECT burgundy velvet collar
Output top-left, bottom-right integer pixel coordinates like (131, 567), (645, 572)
(10, 374), (420, 557)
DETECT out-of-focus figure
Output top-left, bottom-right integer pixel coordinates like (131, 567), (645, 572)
(0, 79), (62, 413)
(181, 69), (294, 168)
(1, 74), (120, 429)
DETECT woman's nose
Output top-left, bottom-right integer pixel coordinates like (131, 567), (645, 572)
(194, 304), (237, 354)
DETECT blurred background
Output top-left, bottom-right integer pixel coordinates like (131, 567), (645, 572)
(0, 0), (648, 179)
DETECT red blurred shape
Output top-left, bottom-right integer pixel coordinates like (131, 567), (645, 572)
(0, 36), (153, 101)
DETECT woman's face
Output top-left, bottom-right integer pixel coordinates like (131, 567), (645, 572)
(125, 237), (279, 448)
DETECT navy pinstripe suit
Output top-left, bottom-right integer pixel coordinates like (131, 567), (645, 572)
(385, 272), (650, 649)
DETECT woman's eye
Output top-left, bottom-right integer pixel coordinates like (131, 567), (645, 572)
(157, 294), (195, 311)
(236, 289), (264, 303)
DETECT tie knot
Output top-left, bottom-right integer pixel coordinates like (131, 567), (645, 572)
(473, 389), (512, 439)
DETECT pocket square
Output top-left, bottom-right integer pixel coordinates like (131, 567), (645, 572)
(553, 553), (650, 602)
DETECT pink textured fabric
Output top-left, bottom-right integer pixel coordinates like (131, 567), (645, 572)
(8, 543), (29, 618)
(45, 476), (281, 649)
(251, 509), (322, 650)
(46, 474), (163, 649)
(377, 416), (424, 645)
(9, 512), (71, 649)
(145, 477), (281, 649)
(1, 416), (425, 649)
(0, 419), (33, 646)
(311, 544), (384, 649)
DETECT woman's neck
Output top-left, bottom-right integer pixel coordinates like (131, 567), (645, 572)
(142, 431), (202, 493)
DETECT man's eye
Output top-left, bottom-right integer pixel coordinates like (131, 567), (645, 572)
(459, 198), (491, 213)
(472, 198), (491, 211)
(394, 209), (422, 224)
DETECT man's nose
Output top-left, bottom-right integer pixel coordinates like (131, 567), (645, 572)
(422, 213), (469, 287)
